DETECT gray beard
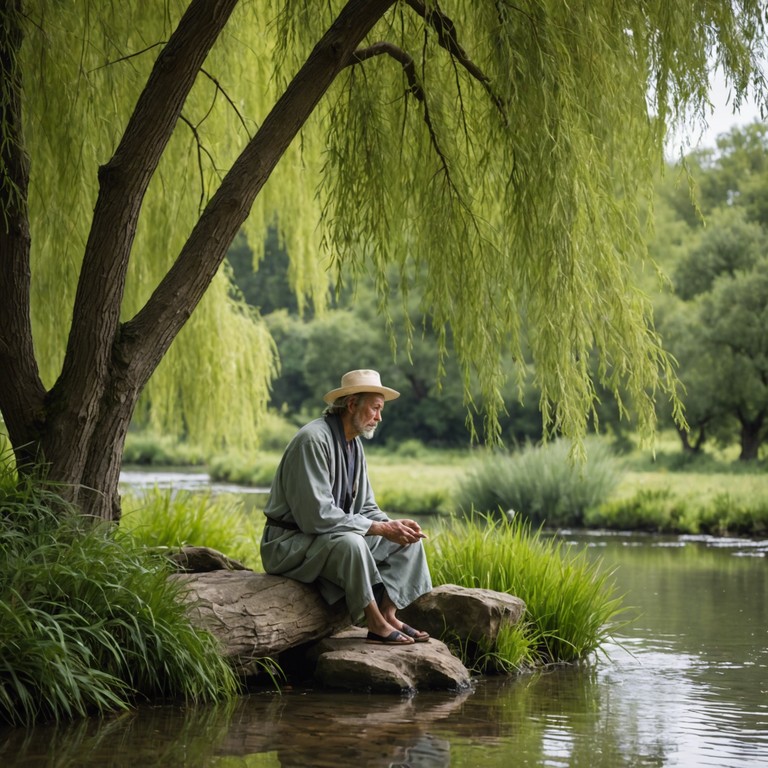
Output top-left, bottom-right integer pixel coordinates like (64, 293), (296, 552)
(352, 413), (377, 440)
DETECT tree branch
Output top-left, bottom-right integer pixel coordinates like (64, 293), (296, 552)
(48, 0), (240, 466)
(404, 0), (506, 120)
(180, 114), (220, 214)
(350, 42), (458, 194)
(200, 68), (253, 140)
(120, 0), (398, 389)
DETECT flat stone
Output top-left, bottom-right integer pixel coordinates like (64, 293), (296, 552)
(309, 627), (473, 693)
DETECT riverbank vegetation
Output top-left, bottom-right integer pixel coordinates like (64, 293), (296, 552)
(426, 516), (625, 672)
(1, 467), (629, 725)
(0, 471), (240, 727)
(3, 422), (764, 726)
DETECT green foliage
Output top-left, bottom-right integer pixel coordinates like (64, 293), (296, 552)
(427, 515), (626, 666)
(227, 228), (310, 317)
(123, 431), (207, 467)
(456, 439), (622, 527)
(0, 478), (239, 726)
(653, 127), (768, 459)
(15, 0), (766, 458)
(258, 287), (545, 447)
(589, 486), (768, 537)
(120, 488), (264, 569)
(587, 488), (691, 532)
(376, 486), (451, 517)
(207, 452), (280, 490)
(672, 207), (766, 300)
(698, 492), (768, 537)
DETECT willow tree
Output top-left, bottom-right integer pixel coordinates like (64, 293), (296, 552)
(1, 0), (766, 520)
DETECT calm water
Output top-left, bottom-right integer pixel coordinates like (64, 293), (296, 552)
(2, 478), (766, 767)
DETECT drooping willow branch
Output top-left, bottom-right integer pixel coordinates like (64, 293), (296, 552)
(91, 47), (253, 140)
(349, 41), (459, 196)
(199, 68), (253, 139)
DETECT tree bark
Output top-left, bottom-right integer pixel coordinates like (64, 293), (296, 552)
(738, 412), (765, 461)
(42, 0), (241, 518)
(2, 0), (396, 520)
(0, 2), (47, 469)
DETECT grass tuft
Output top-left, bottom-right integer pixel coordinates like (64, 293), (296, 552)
(427, 514), (627, 668)
(120, 487), (264, 568)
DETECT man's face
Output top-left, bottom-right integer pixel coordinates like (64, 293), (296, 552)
(350, 394), (385, 440)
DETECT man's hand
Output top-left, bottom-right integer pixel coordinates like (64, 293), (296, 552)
(368, 519), (427, 545)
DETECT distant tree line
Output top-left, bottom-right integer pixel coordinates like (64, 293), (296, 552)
(650, 123), (768, 460)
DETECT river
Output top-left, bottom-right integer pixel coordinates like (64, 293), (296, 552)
(1, 474), (766, 767)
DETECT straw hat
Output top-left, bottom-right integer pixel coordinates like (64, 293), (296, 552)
(323, 369), (400, 404)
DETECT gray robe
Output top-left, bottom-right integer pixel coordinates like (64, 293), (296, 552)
(260, 416), (432, 618)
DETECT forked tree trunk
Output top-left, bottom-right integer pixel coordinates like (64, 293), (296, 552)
(0, 0), (396, 521)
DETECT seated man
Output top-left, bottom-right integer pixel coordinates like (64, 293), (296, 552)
(260, 369), (432, 645)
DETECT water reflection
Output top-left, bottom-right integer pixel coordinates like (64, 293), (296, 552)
(119, 469), (269, 497)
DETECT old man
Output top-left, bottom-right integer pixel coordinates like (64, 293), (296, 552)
(260, 369), (432, 645)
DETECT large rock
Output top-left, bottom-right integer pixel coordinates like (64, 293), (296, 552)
(399, 583), (526, 646)
(172, 559), (526, 690)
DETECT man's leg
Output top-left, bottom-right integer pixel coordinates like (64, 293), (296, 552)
(313, 532), (414, 642)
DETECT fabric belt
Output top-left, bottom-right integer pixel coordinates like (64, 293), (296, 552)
(265, 517), (300, 531)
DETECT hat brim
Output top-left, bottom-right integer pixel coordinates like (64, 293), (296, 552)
(323, 385), (400, 405)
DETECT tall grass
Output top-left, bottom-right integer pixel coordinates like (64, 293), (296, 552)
(0, 476), (240, 726)
(120, 488), (263, 568)
(456, 439), (621, 527)
(427, 515), (627, 669)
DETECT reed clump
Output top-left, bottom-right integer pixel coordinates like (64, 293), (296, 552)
(0, 475), (239, 726)
(426, 514), (626, 670)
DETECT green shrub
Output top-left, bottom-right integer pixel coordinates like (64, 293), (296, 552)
(0, 478), (239, 726)
(590, 487), (768, 536)
(427, 514), (626, 668)
(586, 488), (693, 532)
(207, 452), (279, 488)
(456, 439), (622, 527)
(698, 492), (768, 537)
(376, 487), (450, 517)
(120, 488), (264, 568)
(123, 431), (206, 466)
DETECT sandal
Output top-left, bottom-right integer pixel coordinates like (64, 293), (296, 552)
(400, 624), (430, 642)
(365, 630), (414, 645)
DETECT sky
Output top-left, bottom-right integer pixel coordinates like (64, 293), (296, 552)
(666, 70), (765, 155)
